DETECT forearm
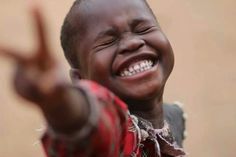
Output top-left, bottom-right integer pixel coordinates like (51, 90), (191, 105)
(39, 84), (89, 135)
(41, 80), (129, 157)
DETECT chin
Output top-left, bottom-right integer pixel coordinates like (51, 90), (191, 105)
(116, 82), (164, 104)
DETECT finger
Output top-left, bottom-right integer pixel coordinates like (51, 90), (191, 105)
(0, 46), (28, 63)
(30, 2), (49, 57)
(14, 66), (43, 103)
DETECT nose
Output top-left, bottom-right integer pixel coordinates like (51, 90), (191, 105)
(117, 34), (145, 54)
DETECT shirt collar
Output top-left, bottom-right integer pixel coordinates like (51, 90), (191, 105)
(131, 115), (186, 157)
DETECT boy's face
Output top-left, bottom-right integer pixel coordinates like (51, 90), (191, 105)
(72, 0), (174, 105)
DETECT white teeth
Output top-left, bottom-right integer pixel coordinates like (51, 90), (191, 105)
(129, 67), (134, 72)
(149, 61), (153, 66)
(120, 60), (154, 77)
(141, 62), (146, 68)
(134, 65), (139, 70)
(124, 71), (129, 76)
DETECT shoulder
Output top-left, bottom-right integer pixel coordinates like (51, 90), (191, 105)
(163, 101), (187, 147)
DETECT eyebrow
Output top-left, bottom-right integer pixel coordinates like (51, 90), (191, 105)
(131, 18), (147, 26)
(130, 17), (156, 28)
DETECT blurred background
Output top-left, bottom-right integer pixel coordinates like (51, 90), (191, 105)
(0, 0), (235, 156)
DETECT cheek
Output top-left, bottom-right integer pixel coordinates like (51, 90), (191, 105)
(87, 50), (114, 81)
(159, 38), (174, 74)
(147, 32), (174, 63)
(145, 31), (174, 78)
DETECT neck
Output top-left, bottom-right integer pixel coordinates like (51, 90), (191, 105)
(128, 97), (164, 129)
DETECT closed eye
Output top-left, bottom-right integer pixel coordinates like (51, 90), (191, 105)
(93, 36), (117, 51)
(100, 37), (117, 46)
(134, 26), (156, 34)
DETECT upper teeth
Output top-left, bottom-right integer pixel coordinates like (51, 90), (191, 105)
(120, 60), (154, 77)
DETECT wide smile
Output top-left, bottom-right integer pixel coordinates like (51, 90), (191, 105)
(115, 53), (159, 78)
(120, 59), (155, 77)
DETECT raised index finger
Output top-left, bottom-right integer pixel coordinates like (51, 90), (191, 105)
(31, 3), (50, 58)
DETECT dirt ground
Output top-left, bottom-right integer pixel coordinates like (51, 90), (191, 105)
(0, 0), (235, 156)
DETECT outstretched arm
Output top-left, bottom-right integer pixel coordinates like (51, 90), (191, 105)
(0, 3), (89, 134)
(0, 3), (129, 157)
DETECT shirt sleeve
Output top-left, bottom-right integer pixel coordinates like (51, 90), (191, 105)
(41, 80), (129, 157)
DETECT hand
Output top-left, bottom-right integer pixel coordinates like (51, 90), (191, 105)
(0, 3), (90, 134)
(0, 4), (64, 104)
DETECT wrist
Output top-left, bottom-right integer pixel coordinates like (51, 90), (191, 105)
(40, 85), (89, 134)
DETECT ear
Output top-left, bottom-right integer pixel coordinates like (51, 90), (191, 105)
(70, 68), (81, 84)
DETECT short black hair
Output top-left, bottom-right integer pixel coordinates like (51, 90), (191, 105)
(60, 0), (84, 68)
(60, 0), (155, 69)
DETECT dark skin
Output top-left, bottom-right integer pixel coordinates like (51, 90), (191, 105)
(0, 0), (174, 135)
(70, 0), (174, 128)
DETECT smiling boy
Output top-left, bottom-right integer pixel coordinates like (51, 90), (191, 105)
(64, 0), (174, 115)
(0, 0), (186, 156)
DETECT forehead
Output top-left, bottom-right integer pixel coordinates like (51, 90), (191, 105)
(82, 0), (149, 15)
(74, 0), (155, 28)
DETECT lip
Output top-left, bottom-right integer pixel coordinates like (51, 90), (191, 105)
(113, 52), (159, 76)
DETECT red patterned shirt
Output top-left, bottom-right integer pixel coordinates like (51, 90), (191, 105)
(41, 80), (185, 157)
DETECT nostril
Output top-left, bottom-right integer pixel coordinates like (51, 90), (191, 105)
(137, 40), (145, 48)
(129, 38), (145, 50)
(118, 37), (145, 54)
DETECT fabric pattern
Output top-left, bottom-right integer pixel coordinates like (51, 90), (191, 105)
(41, 80), (186, 157)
